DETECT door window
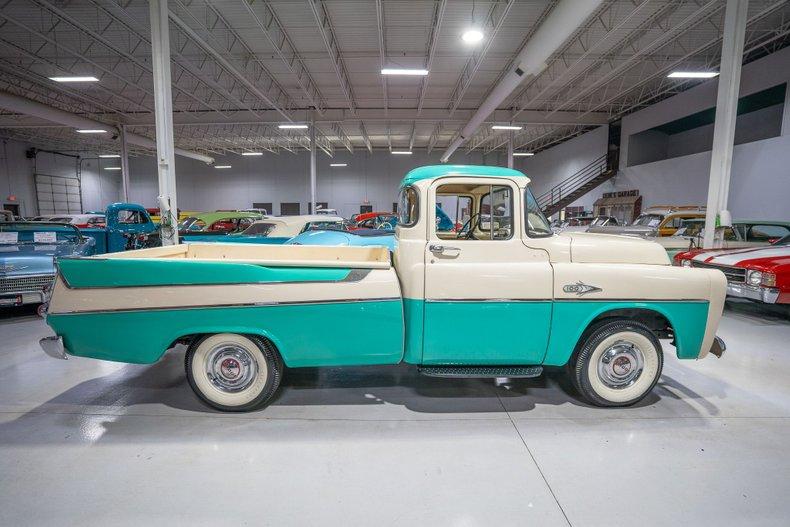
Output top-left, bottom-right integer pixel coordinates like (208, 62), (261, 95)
(117, 210), (148, 224)
(434, 184), (512, 240)
(746, 224), (790, 242)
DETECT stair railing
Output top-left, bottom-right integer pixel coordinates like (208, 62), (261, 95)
(535, 154), (608, 212)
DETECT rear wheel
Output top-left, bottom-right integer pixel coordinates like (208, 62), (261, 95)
(185, 333), (283, 412)
(570, 319), (663, 407)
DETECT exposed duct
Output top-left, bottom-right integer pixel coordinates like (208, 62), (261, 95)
(440, 0), (605, 162)
(0, 90), (215, 164)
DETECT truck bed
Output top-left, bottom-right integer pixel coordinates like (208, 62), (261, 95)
(46, 243), (403, 365)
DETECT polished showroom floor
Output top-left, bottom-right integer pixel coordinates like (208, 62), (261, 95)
(1, 302), (789, 526)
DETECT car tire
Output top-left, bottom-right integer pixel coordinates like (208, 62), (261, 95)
(570, 319), (663, 407)
(185, 333), (283, 412)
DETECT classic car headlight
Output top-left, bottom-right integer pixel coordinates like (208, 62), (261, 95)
(747, 270), (763, 286)
(680, 259), (692, 267)
(761, 272), (777, 287)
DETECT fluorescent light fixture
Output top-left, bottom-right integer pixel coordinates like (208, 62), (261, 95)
(278, 123), (309, 129)
(99, 154), (120, 158)
(461, 29), (484, 44)
(381, 68), (429, 76)
(667, 71), (719, 79)
(241, 152), (263, 156)
(214, 165), (232, 169)
(513, 152), (534, 157)
(76, 129), (107, 134)
(330, 163), (347, 167)
(492, 125), (522, 131)
(49, 76), (99, 82)
(104, 167), (122, 171)
(391, 150), (413, 155)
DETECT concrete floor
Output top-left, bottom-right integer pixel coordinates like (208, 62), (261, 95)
(1, 303), (789, 527)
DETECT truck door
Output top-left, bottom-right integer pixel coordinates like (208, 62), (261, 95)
(422, 178), (553, 365)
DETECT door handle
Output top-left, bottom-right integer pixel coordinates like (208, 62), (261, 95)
(429, 244), (460, 253)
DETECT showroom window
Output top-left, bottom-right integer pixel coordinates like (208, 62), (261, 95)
(397, 186), (419, 227)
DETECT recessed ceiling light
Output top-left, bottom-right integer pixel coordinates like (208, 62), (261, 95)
(492, 125), (522, 130)
(49, 76), (99, 82)
(241, 152), (263, 156)
(513, 152), (534, 157)
(391, 150), (413, 155)
(381, 68), (429, 76)
(330, 163), (347, 167)
(278, 124), (309, 129)
(214, 165), (232, 169)
(667, 71), (719, 79)
(104, 167), (122, 171)
(461, 29), (484, 44)
(76, 129), (107, 134)
(99, 154), (120, 158)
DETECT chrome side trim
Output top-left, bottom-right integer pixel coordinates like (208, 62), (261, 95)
(50, 297), (402, 315)
(424, 298), (551, 303)
(58, 267), (372, 290)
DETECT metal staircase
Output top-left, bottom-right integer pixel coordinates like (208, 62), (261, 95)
(535, 154), (618, 218)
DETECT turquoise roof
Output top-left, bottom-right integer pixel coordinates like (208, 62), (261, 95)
(400, 165), (526, 187)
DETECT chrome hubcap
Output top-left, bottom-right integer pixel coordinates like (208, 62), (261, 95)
(206, 344), (258, 393)
(597, 340), (645, 389)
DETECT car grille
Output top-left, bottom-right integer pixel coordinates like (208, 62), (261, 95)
(690, 261), (746, 283)
(0, 275), (55, 293)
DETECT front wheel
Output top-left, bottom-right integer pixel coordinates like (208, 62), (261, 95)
(570, 319), (663, 407)
(185, 333), (283, 412)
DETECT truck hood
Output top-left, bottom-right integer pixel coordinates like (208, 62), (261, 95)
(586, 225), (654, 237)
(559, 232), (670, 265)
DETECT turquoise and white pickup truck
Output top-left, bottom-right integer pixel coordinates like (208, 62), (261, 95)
(40, 165), (727, 411)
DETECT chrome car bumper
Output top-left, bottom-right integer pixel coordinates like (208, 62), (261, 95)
(40, 336), (68, 360)
(727, 282), (780, 304)
(0, 291), (46, 306)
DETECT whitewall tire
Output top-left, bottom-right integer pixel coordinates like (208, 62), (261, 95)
(571, 319), (663, 407)
(185, 333), (283, 412)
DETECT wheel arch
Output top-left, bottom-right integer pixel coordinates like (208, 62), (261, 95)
(545, 302), (707, 366)
(164, 326), (290, 365)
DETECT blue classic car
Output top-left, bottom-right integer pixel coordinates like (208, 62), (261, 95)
(286, 228), (396, 250)
(0, 222), (96, 312)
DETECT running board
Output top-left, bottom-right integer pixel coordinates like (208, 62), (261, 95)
(418, 366), (543, 378)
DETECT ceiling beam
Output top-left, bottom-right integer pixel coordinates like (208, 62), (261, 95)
(307, 0), (356, 113)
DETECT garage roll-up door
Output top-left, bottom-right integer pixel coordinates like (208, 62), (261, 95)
(35, 173), (83, 215)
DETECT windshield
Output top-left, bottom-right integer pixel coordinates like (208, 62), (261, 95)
(774, 234), (790, 246)
(305, 221), (346, 232)
(632, 214), (663, 227)
(524, 188), (552, 237)
(241, 222), (277, 236)
(0, 222), (82, 244)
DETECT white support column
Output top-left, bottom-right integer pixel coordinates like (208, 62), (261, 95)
(149, 0), (179, 245)
(703, 0), (748, 249)
(309, 114), (317, 214)
(119, 124), (130, 203)
(507, 131), (514, 169)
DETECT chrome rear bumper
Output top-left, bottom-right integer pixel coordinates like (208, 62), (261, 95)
(40, 336), (68, 360)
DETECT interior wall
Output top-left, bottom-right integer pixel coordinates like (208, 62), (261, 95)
(0, 139), (36, 216)
(126, 148), (487, 218)
(514, 125), (609, 211)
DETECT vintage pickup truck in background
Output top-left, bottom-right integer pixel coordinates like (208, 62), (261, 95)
(40, 165), (727, 411)
(1, 203), (157, 313)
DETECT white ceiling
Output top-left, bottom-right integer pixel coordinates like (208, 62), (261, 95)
(0, 0), (788, 159)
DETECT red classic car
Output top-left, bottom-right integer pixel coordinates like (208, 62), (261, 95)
(349, 212), (398, 230)
(674, 235), (790, 305)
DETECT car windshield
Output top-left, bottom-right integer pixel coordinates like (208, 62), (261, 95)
(774, 234), (790, 246)
(241, 222), (277, 236)
(524, 188), (552, 237)
(305, 221), (346, 231)
(632, 214), (663, 227)
(0, 222), (82, 244)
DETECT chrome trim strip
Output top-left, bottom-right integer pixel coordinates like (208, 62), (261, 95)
(50, 296), (402, 315)
(553, 298), (709, 303)
(58, 268), (372, 290)
(425, 298), (551, 303)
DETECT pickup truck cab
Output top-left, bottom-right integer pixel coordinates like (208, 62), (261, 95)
(80, 203), (159, 253)
(40, 166), (727, 411)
